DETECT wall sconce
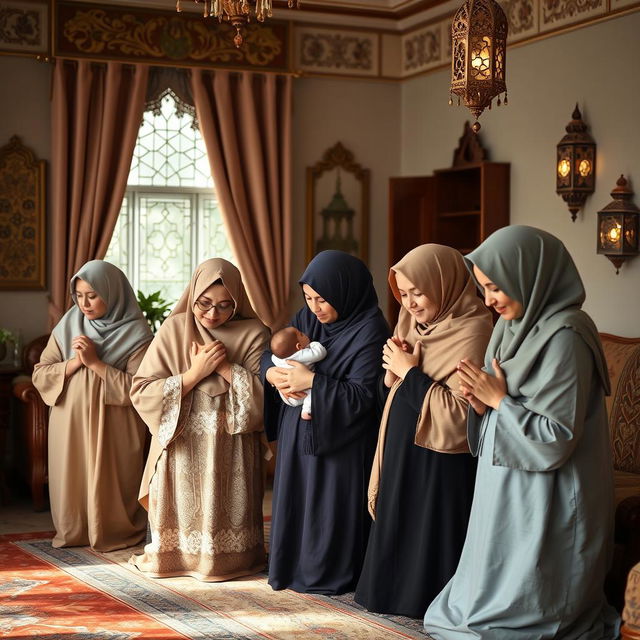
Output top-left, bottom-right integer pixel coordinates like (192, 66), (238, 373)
(556, 104), (596, 221)
(449, 0), (508, 133)
(597, 175), (639, 274)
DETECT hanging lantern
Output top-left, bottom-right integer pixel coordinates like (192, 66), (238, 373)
(449, 0), (508, 133)
(556, 104), (596, 222)
(597, 175), (639, 274)
(176, 0), (299, 48)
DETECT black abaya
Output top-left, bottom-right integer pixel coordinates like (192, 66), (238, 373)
(354, 367), (477, 618)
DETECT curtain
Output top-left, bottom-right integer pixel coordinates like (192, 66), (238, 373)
(190, 69), (292, 330)
(49, 59), (149, 328)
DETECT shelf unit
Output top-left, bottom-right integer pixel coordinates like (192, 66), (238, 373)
(387, 161), (510, 323)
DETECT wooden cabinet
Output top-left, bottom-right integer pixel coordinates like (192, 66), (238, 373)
(387, 161), (510, 322)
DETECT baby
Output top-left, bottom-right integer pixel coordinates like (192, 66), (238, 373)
(270, 326), (327, 420)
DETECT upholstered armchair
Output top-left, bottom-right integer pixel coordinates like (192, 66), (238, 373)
(12, 334), (49, 511)
(600, 333), (640, 612)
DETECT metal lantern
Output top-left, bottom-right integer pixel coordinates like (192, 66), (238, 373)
(597, 175), (639, 274)
(556, 104), (596, 222)
(449, 0), (508, 133)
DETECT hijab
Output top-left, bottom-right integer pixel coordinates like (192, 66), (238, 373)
(52, 260), (152, 370)
(465, 225), (610, 425)
(291, 251), (390, 456)
(293, 250), (389, 378)
(388, 243), (493, 447)
(153, 258), (268, 397)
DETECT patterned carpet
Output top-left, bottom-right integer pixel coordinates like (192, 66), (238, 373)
(1, 532), (430, 639)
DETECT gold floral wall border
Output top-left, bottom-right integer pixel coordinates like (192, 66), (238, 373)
(54, 0), (290, 71)
(0, 0), (50, 58)
(0, 136), (46, 290)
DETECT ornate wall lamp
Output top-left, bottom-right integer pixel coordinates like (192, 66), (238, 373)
(597, 175), (639, 274)
(449, 0), (508, 133)
(556, 104), (596, 221)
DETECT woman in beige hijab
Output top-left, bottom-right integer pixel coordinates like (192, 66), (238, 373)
(354, 244), (493, 618)
(32, 260), (153, 551)
(130, 258), (270, 582)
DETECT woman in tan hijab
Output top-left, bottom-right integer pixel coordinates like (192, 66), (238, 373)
(354, 244), (493, 618)
(32, 260), (153, 551)
(130, 258), (270, 582)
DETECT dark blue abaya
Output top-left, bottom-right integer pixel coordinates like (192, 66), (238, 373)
(261, 251), (390, 594)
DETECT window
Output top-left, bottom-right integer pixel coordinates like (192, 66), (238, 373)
(105, 93), (234, 304)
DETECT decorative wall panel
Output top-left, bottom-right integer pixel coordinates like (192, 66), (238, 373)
(295, 26), (379, 76)
(0, 0), (49, 57)
(539, 0), (606, 32)
(402, 22), (442, 74)
(55, 1), (290, 71)
(499, 0), (538, 42)
(610, 0), (640, 9)
(0, 136), (46, 290)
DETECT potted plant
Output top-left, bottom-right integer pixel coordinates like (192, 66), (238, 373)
(136, 290), (173, 334)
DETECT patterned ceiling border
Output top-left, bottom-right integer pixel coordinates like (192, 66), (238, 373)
(1, 0), (639, 80)
(54, 0), (291, 71)
(397, 0), (640, 78)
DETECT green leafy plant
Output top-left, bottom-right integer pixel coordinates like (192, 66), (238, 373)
(137, 290), (173, 334)
(0, 328), (16, 361)
(0, 328), (16, 344)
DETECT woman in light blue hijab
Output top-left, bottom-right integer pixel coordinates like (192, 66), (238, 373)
(33, 260), (153, 551)
(424, 226), (620, 639)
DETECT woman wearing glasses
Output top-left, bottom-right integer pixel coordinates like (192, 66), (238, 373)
(130, 258), (270, 582)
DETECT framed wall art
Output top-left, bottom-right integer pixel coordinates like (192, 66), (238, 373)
(0, 136), (46, 289)
(306, 141), (370, 264)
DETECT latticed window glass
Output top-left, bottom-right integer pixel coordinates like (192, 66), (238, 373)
(105, 94), (234, 306)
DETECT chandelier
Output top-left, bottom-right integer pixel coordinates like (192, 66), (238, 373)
(176, 0), (300, 48)
(449, 0), (508, 132)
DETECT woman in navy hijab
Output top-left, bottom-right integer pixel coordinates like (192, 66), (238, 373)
(262, 250), (390, 594)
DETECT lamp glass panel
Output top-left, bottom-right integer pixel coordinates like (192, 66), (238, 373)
(599, 216), (623, 251)
(578, 159), (592, 177)
(558, 158), (571, 178)
(470, 36), (491, 80)
(624, 218), (638, 250)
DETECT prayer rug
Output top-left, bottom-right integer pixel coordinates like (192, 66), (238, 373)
(3, 532), (431, 639)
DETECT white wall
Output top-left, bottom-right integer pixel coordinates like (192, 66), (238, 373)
(291, 75), (401, 318)
(0, 56), (52, 345)
(400, 12), (640, 337)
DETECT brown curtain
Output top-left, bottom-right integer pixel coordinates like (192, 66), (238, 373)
(49, 60), (149, 328)
(190, 70), (292, 330)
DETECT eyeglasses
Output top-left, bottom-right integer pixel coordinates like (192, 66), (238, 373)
(194, 298), (234, 314)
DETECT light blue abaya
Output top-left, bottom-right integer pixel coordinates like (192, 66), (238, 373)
(424, 226), (620, 639)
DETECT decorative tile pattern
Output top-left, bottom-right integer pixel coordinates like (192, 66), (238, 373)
(0, 1), (48, 55)
(295, 27), (379, 76)
(402, 23), (441, 73)
(540, 0), (606, 31)
(499, 0), (538, 41)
